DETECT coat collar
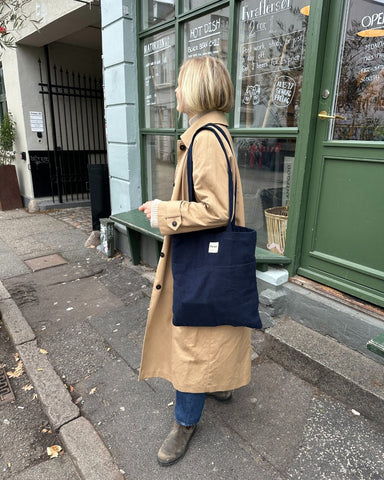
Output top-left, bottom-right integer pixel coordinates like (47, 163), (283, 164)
(180, 111), (229, 148)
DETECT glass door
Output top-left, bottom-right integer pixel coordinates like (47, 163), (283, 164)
(298, 0), (384, 307)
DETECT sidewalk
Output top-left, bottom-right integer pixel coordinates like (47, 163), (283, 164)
(1, 207), (384, 479)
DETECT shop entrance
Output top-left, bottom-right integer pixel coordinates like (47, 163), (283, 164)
(298, 0), (384, 307)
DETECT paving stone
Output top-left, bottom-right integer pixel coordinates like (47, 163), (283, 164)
(0, 298), (35, 345)
(59, 416), (124, 480)
(287, 395), (384, 480)
(10, 456), (81, 480)
(24, 254), (68, 272)
(17, 340), (79, 431)
(0, 281), (10, 300)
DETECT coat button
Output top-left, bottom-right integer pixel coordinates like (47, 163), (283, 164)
(180, 144), (186, 151)
(160, 252), (165, 257)
(156, 284), (161, 290)
(172, 221), (177, 227)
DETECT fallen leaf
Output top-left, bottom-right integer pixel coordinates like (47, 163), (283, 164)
(89, 387), (97, 395)
(32, 393), (38, 400)
(7, 361), (24, 378)
(40, 349), (48, 355)
(47, 445), (62, 458)
(37, 368), (44, 372)
(69, 385), (75, 393)
(22, 384), (34, 391)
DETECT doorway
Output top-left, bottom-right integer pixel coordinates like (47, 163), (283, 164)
(298, 0), (384, 307)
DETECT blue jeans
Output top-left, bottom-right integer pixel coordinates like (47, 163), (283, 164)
(175, 390), (206, 427)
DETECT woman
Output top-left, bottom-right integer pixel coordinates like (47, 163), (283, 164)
(138, 56), (252, 466)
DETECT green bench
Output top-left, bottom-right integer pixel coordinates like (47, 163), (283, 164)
(110, 209), (291, 271)
(367, 332), (384, 359)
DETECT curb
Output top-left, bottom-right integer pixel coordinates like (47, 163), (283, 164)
(0, 281), (125, 480)
(263, 318), (384, 426)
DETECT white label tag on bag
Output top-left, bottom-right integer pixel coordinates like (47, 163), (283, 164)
(208, 242), (219, 254)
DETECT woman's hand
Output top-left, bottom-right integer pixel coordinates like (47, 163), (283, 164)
(139, 201), (153, 220)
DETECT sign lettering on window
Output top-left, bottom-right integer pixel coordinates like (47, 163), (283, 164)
(183, 8), (229, 61)
(143, 30), (175, 129)
(235, 0), (310, 128)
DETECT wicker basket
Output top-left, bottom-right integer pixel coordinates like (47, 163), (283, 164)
(264, 206), (289, 255)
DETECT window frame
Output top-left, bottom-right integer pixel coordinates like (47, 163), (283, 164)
(136, 0), (308, 261)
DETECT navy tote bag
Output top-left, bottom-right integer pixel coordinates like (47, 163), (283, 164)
(171, 124), (262, 329)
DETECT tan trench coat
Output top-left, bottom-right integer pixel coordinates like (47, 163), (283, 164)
(138, 111), (251, 393)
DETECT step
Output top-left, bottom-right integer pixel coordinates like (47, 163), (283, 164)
(367, 332), (384, 358)
(263, 318), (384, 426)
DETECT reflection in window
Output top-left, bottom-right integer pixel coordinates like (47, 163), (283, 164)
(142, 0), (175, 29)
(182, 0), (217, 12)
(182, 7), (230, 62)
(143, 30), (175, 129)
(145, 136), (175, 200)
(234, 138), (295, 252)
(333, 0), (384, 141)
(235, 0), (310, 128)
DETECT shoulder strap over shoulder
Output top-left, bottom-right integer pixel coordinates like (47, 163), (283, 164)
(187, 123), (235, 227)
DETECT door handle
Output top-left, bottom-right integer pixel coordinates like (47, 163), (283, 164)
(318, 110), (346, 120)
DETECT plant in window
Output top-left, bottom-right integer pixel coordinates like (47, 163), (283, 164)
(0, 112), (16, 165)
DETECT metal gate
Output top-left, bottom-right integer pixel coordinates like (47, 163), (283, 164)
(35, 48), (107, 203)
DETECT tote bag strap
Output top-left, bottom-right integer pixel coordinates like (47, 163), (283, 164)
(204, 123), (238, 215)
(187, 124), (235, 228)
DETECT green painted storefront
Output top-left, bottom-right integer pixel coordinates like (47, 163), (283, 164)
(104, 0), (384, 309)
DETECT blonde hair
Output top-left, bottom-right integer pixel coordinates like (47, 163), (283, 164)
(177, 56), (234, 114)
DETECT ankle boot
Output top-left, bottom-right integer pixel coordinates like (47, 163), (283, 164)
(157, 421), (196, 466)
(206, 390), (232, 402)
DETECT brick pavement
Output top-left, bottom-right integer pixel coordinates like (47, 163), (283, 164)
(45, 207), (93, 235)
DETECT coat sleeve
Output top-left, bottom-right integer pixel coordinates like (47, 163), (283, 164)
(157, 130), (231, 235)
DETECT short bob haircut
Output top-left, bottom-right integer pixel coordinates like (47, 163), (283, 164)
(178, 56), (234, 114)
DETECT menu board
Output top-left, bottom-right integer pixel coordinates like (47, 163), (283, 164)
(235, 0), (310, 128)
(143, 30), (176, 128)
(183, 7), (229, 61)
(334, 0), (384, 141)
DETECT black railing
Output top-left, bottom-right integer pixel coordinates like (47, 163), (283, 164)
(36, 50), (107, 203)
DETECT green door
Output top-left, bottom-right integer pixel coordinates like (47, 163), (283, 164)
(298, 0), (384, 307)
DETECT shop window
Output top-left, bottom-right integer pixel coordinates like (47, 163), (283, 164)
(143, 29), (176, 129)
(142, 1), (175, 29)
(235, 0), (311, 128)
(145, 135), (175, 201)
(182, 0), (212, 11)
(333, 0), (384, 141)
(182, 7), (229, 61)
(234, 138), (295, 251)
(139, 1), (312, 253)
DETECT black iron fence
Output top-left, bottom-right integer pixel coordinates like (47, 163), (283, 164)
(35, 51), (107, 203)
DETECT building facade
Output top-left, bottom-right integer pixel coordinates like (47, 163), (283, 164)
(1, 0), (104, 207)
(1, 0), (383, 360)
(101, 0), (384, 359)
